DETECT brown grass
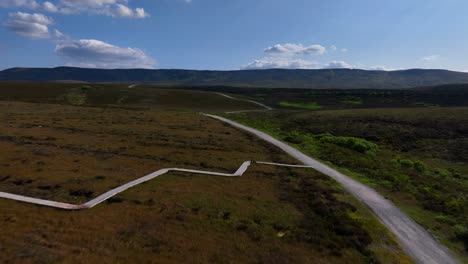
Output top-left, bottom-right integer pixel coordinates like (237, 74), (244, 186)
(0, 101), (411, 263)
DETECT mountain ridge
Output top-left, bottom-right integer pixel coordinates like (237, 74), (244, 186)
(2, 67), (468, 89)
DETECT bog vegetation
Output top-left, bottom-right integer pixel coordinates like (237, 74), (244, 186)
(229, 107), (468, 259)
(0, 84), (412, 263)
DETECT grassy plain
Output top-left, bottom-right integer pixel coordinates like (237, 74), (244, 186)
(228, 107), (468, 260)
(0, 89), (411, 263)
(0, 82), (263, 112)
(175, 85), (468, 110)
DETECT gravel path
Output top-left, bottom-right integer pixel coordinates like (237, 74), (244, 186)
(215, 93), (273, 113)
(0, 91), (459, 263)
(204, 113), (459, 264)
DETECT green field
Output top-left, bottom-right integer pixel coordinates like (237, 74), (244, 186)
(173, 85), (468, 110)
(279, 101), (322, 110)
(0, 83), (412, 263)
(228, 107), (468, 260)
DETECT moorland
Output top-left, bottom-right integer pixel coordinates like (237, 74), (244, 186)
(228, 104), (468, 260)
(0, 82), (412, 263)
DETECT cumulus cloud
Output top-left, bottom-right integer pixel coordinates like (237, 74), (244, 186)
(55, 39), (156, 69)
(59, 0), (117, 8)
(422, 55), (440, 61)
(368, 65), (397, 71)
(42, 1), (58, 12)
(242, 57), (319, 70)
(0, 0), (148, 18)
(324, 61), (353, 69)
(243, 42), (355, 70)
(0, 0), (39, 9)
(5, 11), (53, 39)
(264, 43), (326, 55)
(113, 3), (132, 16)
(242, 57), (356, 70)
(134, 8), (147, 18)
(111, 4), (148, 18)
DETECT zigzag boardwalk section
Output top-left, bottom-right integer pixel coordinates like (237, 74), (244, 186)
(0, 161), (322, 210)
(205, 114), (459, 264)
(0, 161), (252, 210)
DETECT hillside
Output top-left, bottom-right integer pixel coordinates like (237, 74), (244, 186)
(2, 67), (468, 89)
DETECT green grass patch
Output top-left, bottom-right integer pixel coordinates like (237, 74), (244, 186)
(59, 88), (87, 105)
(227, 107), (468, 259)
(315, 133), (378, 154)
(341, 96), (363, 105)
(279, 101), (322, 110)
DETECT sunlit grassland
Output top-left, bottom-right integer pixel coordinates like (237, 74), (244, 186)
(0, 100), (411, 263)
(228, 107), (468, 261)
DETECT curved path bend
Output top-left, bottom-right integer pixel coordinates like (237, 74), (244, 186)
(204, 113), (459, 264)
(215, 93), (273, 113)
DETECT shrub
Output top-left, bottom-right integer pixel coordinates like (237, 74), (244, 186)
(434, 215), (455, 224)
(413, 161), (427, 172)
(397, 159), (413, 169)
(317, 134), (379, 154)
(392, 174), (409, 191)
(284, 130), (304, 144)
(454, 225), (468, 251)
(435, 169), (451, 178)
(445, 198), (464, 214)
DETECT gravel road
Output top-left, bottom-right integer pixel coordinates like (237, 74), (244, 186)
(205, 113), (459, 264)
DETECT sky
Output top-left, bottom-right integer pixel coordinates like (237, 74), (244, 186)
(1, 0), (468, 71)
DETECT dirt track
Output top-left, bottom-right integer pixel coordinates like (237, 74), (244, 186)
(205, 114), (459, 264)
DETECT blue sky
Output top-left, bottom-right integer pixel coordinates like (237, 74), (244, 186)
(1, 0), (468, 71)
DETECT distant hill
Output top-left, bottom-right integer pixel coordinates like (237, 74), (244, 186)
(2, 67), (468, 89)
(412, 83), (468, 92)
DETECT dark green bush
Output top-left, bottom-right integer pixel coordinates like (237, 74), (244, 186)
(397, 159), (413, 168)
(317, 134), (379, 154)
(454, 225), (468, 251)
(392, 174), (410, 191)
(413, 161), (427, 172)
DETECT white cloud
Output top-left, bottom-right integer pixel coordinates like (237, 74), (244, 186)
(5, 11), (53, 39)
(0, 0), (39, 9)
(422, 55), (440, 61)
(113, 3), (133, 17)
(341, 48), (348, 52)
(53, 28), (66, 38)
(134, 8), (147, 18)
(59, 0), (117, 8)
(55, 39), (156, 69)
(242, 57), (356, 70)
(0, 0), (149, 18)
(242, 57), (319, 70)
(324, 61), (353, 69)
(42, 1), (58, 12)
(110, 4), (148, 18)
(368, 65), (397, 71)
(264, 43), (326, 55)
(244, 43), (355, 70)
